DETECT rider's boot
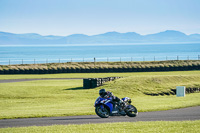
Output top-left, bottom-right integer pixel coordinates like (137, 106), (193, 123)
(118, 100), (125, 110)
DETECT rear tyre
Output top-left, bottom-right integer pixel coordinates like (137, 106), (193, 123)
(95, 105), (109, 118)
(125, 105), (138, 117)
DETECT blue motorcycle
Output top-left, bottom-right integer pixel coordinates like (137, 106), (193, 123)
(94, 97), (138, 118)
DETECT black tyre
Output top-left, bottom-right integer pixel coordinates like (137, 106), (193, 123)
(125, 105), (138, 117)
(95, 105), (109, 118)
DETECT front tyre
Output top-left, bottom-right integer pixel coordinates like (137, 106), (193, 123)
(95, 105), (109, 118)
(125, 105), (138, 117)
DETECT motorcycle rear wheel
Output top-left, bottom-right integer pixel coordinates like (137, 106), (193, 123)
(125, 105), (138, 117)
(95, 106), (109, 118)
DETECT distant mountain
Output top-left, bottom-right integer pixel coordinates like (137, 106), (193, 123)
(0, 32), (66, 44)
(189, 34), (200, 40)
(91, 32), (143, 43)
(145, 30), (191, 42)
(65, 34), (90, 44)
(0, 30), (200, 45)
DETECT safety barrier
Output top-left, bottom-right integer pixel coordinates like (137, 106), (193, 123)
(83, 77), (121, 89)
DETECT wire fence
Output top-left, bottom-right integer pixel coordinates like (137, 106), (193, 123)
(1, 55), (200, 65)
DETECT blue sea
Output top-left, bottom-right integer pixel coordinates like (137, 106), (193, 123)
(0, 43), (200, 65)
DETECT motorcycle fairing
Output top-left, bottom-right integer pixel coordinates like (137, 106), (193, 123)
(95, 97), (113, 114)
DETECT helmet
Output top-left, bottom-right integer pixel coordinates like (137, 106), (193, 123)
(99, 89), (106, 97)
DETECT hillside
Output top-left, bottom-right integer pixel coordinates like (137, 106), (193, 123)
(0, 30), (200, 44)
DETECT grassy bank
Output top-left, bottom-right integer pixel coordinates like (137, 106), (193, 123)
(1, 121), (200, 133)
(0, 60), (200, 74)
(0, 71), (200, 119)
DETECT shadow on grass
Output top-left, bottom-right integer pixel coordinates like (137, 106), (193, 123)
(64, 87), (93, 90)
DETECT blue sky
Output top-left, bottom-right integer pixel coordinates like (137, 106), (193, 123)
(0, 0), (200, 36)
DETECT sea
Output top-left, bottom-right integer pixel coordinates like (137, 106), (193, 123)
(0, 43), (200, 65)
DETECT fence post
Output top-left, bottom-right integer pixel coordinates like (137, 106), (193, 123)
(94, 57), (96, 66)
(5, 55), (200, 65)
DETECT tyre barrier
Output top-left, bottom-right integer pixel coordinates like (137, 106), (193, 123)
(144, 88), (200, 96)
(83, 77), (121, 89)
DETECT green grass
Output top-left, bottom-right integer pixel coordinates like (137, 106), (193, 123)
(1, 121), (200, 133)
(0, 71), (200, 119)
(102, 72), (200, 95)
(0, 80), (96, 119)
(0, 73), (134, 80)
(1, 70), (200, 80)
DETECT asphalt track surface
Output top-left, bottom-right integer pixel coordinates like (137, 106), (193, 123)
(0, 106), (200, 128)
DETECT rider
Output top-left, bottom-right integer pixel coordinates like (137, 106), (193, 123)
(99, 89), (125, 107)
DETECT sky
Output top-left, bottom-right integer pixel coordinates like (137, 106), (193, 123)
(0, 0), (200, 36)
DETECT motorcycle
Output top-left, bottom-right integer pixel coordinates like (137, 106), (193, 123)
(94, 96), (138, 118)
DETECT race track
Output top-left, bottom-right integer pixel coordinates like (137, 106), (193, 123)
(0, 78), (82, 83)
(0, 106), (200, 128)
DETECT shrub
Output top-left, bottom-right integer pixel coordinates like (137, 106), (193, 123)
(24, 68), (30, 74)
(1, 60), (200, 74)
(18, 68), (25, 74)
(61, 66), (67, 73)
(28, 68), (34, 74)
(13, 67), (20, 74)
(52, 67), (58, 73)
(0, 68), (4, 74)
(112, 66), (118, 72)
(32, 67), (38, 74)
(43, 67), (48, 74)
(57, 67), (63, 73)
(70, 66), (76, 73)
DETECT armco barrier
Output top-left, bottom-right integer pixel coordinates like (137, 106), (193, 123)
(83, 77), (121, 89)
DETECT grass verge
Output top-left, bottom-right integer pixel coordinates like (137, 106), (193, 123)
(0, 71), (200, 119)
(1, 121), (200, 133)
(1, 70), (200, 80)
(0, 73), (134, 80)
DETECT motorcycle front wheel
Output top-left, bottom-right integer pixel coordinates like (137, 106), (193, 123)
(95, 105), (109, 118)
(125, 105), (138, 117)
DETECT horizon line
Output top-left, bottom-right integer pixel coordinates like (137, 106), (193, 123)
(0, 30), (199, 37)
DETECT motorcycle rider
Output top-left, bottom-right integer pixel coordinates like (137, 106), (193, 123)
(99, 89), (125, 108)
